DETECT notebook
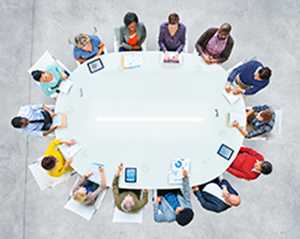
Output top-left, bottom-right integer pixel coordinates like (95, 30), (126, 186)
(226, 112), (245, 127)
(58, 144), (82, 159)
(59, 80), (74, 94)
(121, 54), (142, 69)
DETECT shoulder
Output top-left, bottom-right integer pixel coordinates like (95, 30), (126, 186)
(160, 22), (168, 30)
(138, 22), (146, 30)
(90, 34), (100, 43)
(178, 23), (186, 32)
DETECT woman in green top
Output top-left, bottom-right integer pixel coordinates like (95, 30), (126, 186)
(31, 65), (69, 97)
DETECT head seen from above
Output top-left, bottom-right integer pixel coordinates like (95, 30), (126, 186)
(73, 187), (88, 203)
(257, 109), (273, 122)
(75, 33), (92, 51)
(124, 12), (139, 33)
(218, 23), (232, 40)
(41, 156), (57, 171)
(256, 67), (272, 80)
(31, 70), (52, 83)
(255, 160), (273, 175)
(11, 116), (29, 128)
(121, 194), (135, 212)
(175, 207), (194, 226)
(168, 13), (180, 35)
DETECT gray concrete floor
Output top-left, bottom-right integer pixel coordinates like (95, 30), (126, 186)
(1, 0), (299, 238)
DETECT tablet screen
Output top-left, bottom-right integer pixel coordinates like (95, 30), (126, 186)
(125, 168), (137, 183)
(87, 58), (104, 73)
(217, 144), (234, 160)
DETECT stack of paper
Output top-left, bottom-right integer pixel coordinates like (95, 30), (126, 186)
(168, 158), (191, 185)
(121, 54), (142, 69)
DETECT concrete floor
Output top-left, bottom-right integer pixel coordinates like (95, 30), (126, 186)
(1, 0), (300, 238)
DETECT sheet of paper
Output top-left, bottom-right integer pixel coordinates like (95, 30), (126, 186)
(222, 89), (241, 104)
(58, 144), (82, 159)
(168, 158), (191, 185)
(122, 54), (142, 69)
(227, 112), (245, 127)
(112, 207), (143, 223)
(59, 80), (74, 94)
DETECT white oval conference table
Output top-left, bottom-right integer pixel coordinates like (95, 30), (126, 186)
(55, 51), (245, 189)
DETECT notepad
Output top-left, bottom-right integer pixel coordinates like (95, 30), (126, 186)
(121, 54), (142, 69)
(226, 112), (245, 127)
(59, 80), (74, 94)
(222, 89), (241, 104)
(58, 144), (82, 159)
(168, 158), (191, 185)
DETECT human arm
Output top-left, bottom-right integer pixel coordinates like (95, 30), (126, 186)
(220, 179), (238, 195)
(158, 25), (167, 52)
(138, 23), (147, 47)
(227, 64), (245, 83)
(181, 169), (192, 206)
(244, 80), (269, 95)
(226, 166), (247, 179)
(194, 191), (226, 213)
(195, 28), (216, 55)
(232, 121), (248, 137)
(176, 25), (186, 53)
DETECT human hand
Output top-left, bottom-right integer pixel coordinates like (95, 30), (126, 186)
(225, 84), (232, 93)
(99, 166), (104, 174)
(132, 45), (141, 50)
(84, 171), (93, 178)
(182, 169), (188, 178)
(232, 87), (242, 95)
(116, 163), (123, 176)
(144, 189), (149, 193)
(163, 53), (169, 62)
(192, 186), (199, 192)
(156, 196), (161, 204)
(232, 120), (240, 128)
(66, 139), (76, 146)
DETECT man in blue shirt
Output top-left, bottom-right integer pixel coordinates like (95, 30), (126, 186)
(153, 169), (194, 226)
(73, 33), (105, 64)
(11, 104), (58, 137)
(225, 60), (272, 95)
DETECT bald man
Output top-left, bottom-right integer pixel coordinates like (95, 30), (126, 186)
(195, 23), (234, 64)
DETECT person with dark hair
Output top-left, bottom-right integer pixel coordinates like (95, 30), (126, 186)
(225, 60), (272, 95)
(73, 33), (105, 64)
(158, 13), (186, 62)
(232, 105), (276, 138)
(193, 177), (240, 213)
(118, 12), (147, 51)
(11, 104), (62, 137)
(112, 164), (149, 213)
(153, 169), (194, 226)
(41, 139), (76, 177)
(195, 23), (234, 64)
(31, 63), (69, 97)
(227, 146), (273, 180)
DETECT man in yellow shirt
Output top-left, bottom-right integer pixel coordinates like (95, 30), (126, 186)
(41, 138), (75, 177)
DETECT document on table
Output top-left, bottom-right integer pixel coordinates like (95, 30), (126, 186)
(58, 144), (82, 159)
(222, 89), (241, 104)
(59, 80), (74, 94)
(88, 162), (104, 183)
(161, 52), (183, 64)
(168, 158), (191, 185)
(121, 54), (142, 69)
(226, 112), (245, 127)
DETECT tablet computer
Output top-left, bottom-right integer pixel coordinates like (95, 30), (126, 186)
(87, 58), (104, 73)
(124, 167), (137, 183)
(217, 144), (234, 160)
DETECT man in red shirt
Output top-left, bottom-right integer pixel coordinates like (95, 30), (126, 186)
(227, 147), (272, 180)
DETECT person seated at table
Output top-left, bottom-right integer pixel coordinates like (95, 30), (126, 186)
(227, 146), (272, 180)
(118, 12), (147, 52)
(225, 60), (272, 95)
(193, 177), (240, 213)
(31, 64), (69, 97)
(158, 13), (186, 62)
(73, 33), (106, 64)
(11, 104), (64, 137)
(112, 164), (148, 213)
(195, 23), (234, 64)
(72, 167), (107, 206)
(232, 105), (276, 139)
(153, 169), (194, 226)
(41, 139), (76, 177)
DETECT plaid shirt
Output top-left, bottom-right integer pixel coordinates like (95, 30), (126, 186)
(246, 105), (275, 138)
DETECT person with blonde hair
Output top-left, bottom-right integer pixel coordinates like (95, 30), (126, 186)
(72, 167), (107, 205)
(73, 33), (105, 64)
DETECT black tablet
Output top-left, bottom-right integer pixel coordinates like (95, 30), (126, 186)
(217, 144), (234, 160)
(87, 58), (104, 73)
(125, 167), (137, 183)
